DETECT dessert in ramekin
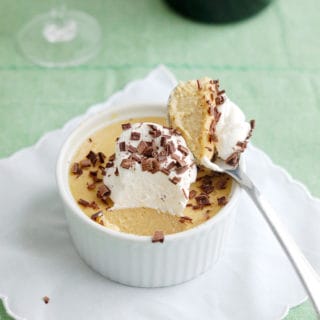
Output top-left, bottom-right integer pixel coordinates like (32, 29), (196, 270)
(57, 77), (254, 287)
(56, 103), (241, 287)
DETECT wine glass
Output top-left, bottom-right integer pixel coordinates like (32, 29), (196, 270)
(17, 2), (102, 67)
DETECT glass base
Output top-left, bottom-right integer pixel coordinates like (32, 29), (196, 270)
(17, 10), (102, 67)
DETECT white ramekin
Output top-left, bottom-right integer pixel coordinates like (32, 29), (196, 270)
(56, 104), (241, 288)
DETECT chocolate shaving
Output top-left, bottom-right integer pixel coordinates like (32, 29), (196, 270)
(175, 165), (189, 175)
(166, 161), (176, 171)
(213, 107), (221, 123)
(119, 141), (126, 152)
(87, 182), (96, 190)
(98, 152), (106, 164)
(43, 296), (50, 304)
(211, 149), (219, 162)
(216, 178), (228, 190)
(178, 145), (189, 156)
(131, 153), (141, 163)
(80, 159), (91, 168)
(189, 190), (197, 199)
(78, 198), (90, 207)
(209, 120), (218, 143)
(91, 210), (103, 220)
(158, 152), (167, 162)
(200, 184), (214, 194)
(236, 141), (248, 150)
(225, 152), (240, 167)
(152, 230), (164, 243)
(141, 158), (160, 173)
(171, 154), (187, 167)
(148, 124), (157, 130)
(196, 79), (202, 90)
(179, 216), (193, 223)
(121, 123), (131, 130)
(195, 194), (211, 207)
(215, 95), (225, 106)
(89, 201), (99, 210)
(172, 128), (182, 136)
(149, 129), (161, 138)
(97, 184), (111, 197)
(217, 196), (228, 206)
(109, 153), (116, 161)
(120, 158), (133, 169)
(160, 136), (167, 147)
(250, 119), (255, 130)
(137, 141), (148, 154)
(161, 167), (170, 175)
(127, 145), (138, 153)
(246, 119), (256, 139)
(218, 90), (225, 96)
(150, 158), (160, 173)
(169, 176), (181, 185)
(141, 158), (153, 171)
(88, 138), (93, 143)
(151, 139), (157, 152)
(97, 184), (111, 203)
(114, 167), (119, 176)
(71, 162), (82, 176)
(71, 162), (79, 174)
(130, 131), (141, 140)
(182, 188), (188, 199)
(106, 161), (114, 168)
(99, 165), (106, 176)
(89, 169), (101, 183)
(89, 170), (98, 177)
(166, 141), (176, 154)
(142, 146), (154, 157)
(86, 151), (98, 166)
(202, 175), (213, 185)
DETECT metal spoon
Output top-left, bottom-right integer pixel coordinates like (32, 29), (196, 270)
(202, 156), (320, 316)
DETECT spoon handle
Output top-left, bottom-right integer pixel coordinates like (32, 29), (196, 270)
(235, 169), (320, 316)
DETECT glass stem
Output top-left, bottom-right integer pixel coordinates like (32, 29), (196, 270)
(50, 0), (67, 23)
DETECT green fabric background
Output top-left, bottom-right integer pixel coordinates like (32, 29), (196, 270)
(0, 0), (319, 319)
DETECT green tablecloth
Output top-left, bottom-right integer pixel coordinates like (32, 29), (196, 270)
(1, 0), (319, 319)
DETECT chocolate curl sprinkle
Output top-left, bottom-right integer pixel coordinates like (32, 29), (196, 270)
(152, 230), (164, 243)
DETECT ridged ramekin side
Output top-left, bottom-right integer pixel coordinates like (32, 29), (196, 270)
(63, 198), (238, 288)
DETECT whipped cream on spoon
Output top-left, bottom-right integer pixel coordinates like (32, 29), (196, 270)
(169, 78), (320, 316)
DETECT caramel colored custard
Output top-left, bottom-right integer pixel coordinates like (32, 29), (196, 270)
(69, 117), (232, 236)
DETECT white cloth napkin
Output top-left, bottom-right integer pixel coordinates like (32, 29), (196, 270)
(1, 65), (320, 320)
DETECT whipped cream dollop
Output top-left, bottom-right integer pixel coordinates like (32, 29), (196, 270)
(104, 122), (197, 215)
(215, 96), (252, 160)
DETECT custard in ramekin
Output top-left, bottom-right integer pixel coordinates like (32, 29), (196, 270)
(56, 104), (241, 287)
